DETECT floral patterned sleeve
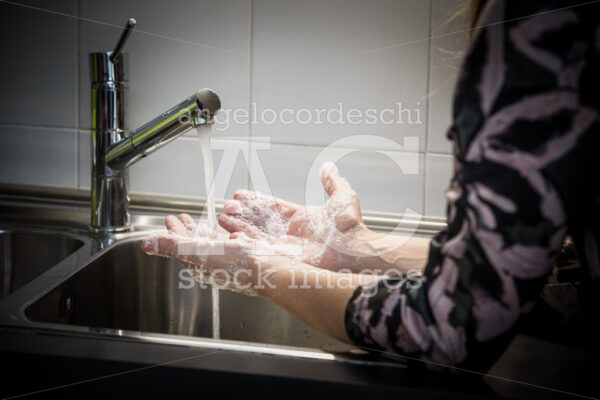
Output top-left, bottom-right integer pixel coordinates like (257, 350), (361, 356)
(345, 0), (600, 370)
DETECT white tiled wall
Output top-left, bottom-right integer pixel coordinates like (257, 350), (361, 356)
(252, 0), (429, 150)
(250, 142), (424, 214)
(0, 127), (78, 188)
(0, 0), (78, 128)
(0, 0), (466, 219)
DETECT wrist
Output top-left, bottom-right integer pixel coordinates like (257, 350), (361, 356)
(248, 256), (291, 298)
(345, 229), (427, 274)
(344, 227), (390, 262)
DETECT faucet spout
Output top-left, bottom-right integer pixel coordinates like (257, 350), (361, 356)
(88, 21), (221, 234)
(106, 89), (220, 170)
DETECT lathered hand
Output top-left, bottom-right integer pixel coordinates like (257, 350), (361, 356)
(218, 162), (385, 272)
(141, 213), (303, 295)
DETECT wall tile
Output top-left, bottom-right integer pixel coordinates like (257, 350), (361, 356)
(80, 131), (249, 200)
(251, 141), (424, 215)
(425, 153), (453, 218)
(0, 0), (77, 127)
(426, 0), (469, 154)
(78, 130), (91, 188)
(252, 0), (430, 151)
(0, 126), (78, 187)
(78, 0), (250, 137)
(128, 136), (249, 200)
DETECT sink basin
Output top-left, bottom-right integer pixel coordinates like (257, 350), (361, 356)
(0, 229), (83, 299)
(26, 238), (352, 351)
(219, 291), (352, 351)
(26, 240), (213, 338)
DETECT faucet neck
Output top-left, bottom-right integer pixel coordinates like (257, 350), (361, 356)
(88, 47), (221, 234)
(89, 51), (131, 234)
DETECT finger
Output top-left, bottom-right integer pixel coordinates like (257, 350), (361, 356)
(196, 223), (214, 238)
(218, 214), (267, 239)
(320, 162), (352, 197)
(165, 215), (188, 236)
(141, 234), (178, 257)
(231, 190), (266, 227)
(177, 213), (198, 236)
(177, 213), (212, 238)
(234, 189), (299, 219)
(288, 209), (313, 238)
(180, 236), (252, 260)
(273, 198), (300, 219)
(233, 189), (257, 202)
(280, 235), (304, 246)
(142, 233), (246, 269)
(223, 200), (243, 216)
(230, 231), (251, 241)
(230, 190), (267, 227)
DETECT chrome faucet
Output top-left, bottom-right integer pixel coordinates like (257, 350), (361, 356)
(89, 18), (221, 233)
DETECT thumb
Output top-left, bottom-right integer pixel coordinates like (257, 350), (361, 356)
(320, 162), (352, 197)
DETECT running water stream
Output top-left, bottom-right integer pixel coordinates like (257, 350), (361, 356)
(196, 124), (220, 339)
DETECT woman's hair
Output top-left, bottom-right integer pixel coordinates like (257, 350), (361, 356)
(468, 0), (486, 31)
(447, 0), (486, 35)
(433, 0), (485, 66)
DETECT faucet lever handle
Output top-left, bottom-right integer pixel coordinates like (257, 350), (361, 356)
(110, 17), (136, 64)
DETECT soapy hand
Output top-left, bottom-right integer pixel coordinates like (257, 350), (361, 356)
(218, 162), (374, 272)
(141, 213), (302, 296)
(141, 213), (251, 294)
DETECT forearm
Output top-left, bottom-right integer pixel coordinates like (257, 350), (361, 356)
(347, 230), (430, 275)
(255, 257), (377, 343)
(375, 234), (430, 273)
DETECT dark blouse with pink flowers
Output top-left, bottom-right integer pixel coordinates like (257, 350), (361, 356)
(345, 0), (600, 370)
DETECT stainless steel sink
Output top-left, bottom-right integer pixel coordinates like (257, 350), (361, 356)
(0, 194), (455, 389)
(0, 229), (83, 299)
(26, 240), (213, 338)
(6, 190), (590, 399)
(26, 238), (352, 352)
(220, 291), (352, 351)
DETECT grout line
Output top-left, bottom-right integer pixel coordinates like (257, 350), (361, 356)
(199, 136), (432, 154)
(425, 151), (454, 157)
(422, 0), (434, 215)
(247, 0), (254, 191)
(78, 129), (252, 145)
(0, 123), (78, 132)
(247, 138), (430, 154)
(75, 0), (80, 188)
(161, 135), (443, 154)
(0, 123), (452, 156)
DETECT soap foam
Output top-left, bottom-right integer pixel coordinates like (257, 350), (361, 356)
(235, 192), (290, 237)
